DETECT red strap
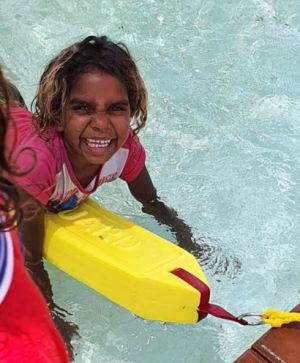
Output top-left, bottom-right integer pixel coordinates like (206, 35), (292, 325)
(172, 268), (248, 326)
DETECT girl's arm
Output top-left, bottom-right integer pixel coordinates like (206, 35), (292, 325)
(127, 166), (157, 203)
(18, 189), (78, 358)
(18, 189), (45, 262)
(128, 167), (241, 273)
(127, 166), (208, 257)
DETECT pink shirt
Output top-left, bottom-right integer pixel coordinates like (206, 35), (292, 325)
(9, 108), (145, 212)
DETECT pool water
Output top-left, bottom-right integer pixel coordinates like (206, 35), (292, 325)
(1, 0), (300, 362)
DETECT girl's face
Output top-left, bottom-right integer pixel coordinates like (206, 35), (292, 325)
(63, 71), (131, 173)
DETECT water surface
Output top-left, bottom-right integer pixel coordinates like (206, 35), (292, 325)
(1, 0), (300, 361)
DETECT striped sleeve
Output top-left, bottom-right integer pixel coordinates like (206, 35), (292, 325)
(120, 129), (146, 182)
(0, 232), (14, 304)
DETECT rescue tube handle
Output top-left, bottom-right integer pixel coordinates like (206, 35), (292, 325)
(172, 268), (248, 326)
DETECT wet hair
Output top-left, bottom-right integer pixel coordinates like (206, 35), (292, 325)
(34, 35), (148, 135)
(0, 68), (22, 229)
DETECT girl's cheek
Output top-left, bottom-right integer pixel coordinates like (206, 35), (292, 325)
(75, 116), (90, 128)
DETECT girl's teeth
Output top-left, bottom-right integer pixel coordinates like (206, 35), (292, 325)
(86, 139), (111, 148)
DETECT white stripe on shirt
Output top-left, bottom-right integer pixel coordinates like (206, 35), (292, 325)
(0, 231), (14, 304)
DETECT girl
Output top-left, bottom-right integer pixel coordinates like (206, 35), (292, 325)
(12, 35), (213, 260)
(0, 68), (69, 362)
(10, 35), (239, 347)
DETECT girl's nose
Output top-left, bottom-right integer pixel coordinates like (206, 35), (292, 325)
(90, 112), (109, 131)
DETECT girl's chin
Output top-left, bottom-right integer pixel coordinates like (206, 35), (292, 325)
(83, 150), (114, 165)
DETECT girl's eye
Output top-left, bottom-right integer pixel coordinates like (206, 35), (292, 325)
(108, 105), (127, 112)
(72, 104), (90, 114)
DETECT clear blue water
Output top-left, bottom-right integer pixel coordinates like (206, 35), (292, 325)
(1, 0), (300, 362)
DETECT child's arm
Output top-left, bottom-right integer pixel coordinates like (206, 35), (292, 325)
(127, 167), (241, 273)
(18, 189), (45, 262)
(126, 165), (157, 202)
(18, 189), (78, 357)
(18, 189), (59, 304)
(127, 166), (205, 254)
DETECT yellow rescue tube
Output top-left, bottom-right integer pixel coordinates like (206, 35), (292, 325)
(44, 198), (209, 324)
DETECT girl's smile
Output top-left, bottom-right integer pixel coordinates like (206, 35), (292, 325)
(81, 137), (113, 157)
(63, 71), (131, 177)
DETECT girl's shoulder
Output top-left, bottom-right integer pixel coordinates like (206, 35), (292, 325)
(9, 107), (64, 181)
(9, 107), (61, 156)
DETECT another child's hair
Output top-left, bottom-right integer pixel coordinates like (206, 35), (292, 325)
(0, 68), (22, 229)
(34, 35), (148, 135)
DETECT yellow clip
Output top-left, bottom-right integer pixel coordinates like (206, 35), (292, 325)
(261, 309), (300, 327)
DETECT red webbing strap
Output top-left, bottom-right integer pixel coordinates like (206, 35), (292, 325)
(172, 268), (248, 326)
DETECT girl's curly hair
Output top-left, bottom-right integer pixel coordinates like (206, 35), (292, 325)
(34, 35), (148, 135)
